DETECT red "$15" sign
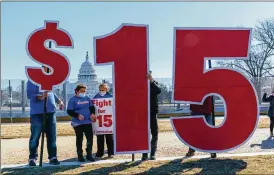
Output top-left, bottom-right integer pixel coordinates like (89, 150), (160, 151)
(26, 21), (258, 154)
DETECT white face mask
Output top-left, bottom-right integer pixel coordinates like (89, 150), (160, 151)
(79, 93), (86, 98)
(99, 92), (106, 96)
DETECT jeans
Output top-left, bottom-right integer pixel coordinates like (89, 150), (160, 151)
(143, 112), (158, 157)
(29, 113), (57, 160)
(189, 113), (213, 153)
(96, 134), (114, 157)
(73, 124), (93, 156)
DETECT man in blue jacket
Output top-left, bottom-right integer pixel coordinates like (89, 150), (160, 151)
(27, 66), (64, 166)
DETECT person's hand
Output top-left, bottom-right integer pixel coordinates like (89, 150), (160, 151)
(59, 102), (64, 110)
(90, 114), (96, 122)
(36, 91), (48, 100)
(43, 92), (48, 98)
(78, 114), (84, 121)
(146, 73), (153, 82)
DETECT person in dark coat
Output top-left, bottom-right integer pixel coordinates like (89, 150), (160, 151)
(185, 96), (217, 158)
(262, 90), (274, 137)
(142, 71), (161, 161)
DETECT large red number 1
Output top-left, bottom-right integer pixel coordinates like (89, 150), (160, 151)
(171, 28), (259, 152)
(94, 24), (149, 153)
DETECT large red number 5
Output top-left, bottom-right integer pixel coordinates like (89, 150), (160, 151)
(94, 24), (149, 154)
(104, 115), (113, 127)
(171, 28), (259, 152)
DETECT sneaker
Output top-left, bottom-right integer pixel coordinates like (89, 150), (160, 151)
(186, 150), (195, 157)
(141, 153), (148, 161)
(150, 155), (156, 160)
(78, 155), (86, 162)
(108, 155), (114, 158)
(49, 158), (60, 165)
(95, 153), (103, 159)
(28, 159), (36, 166)
(86, 155), (95, 162)
(210, 153), (217, 158)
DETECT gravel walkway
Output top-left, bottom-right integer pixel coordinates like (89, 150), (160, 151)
(1, 128), (274, 165)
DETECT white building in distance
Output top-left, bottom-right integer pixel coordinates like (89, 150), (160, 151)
(66, 52), (99, 99)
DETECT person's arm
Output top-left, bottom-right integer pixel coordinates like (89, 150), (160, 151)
(89, 98), (96, 115)
(89, 106), (95, 115)
(67, 110), (79, 118)
(150, 80), (161, 96)
(262, 93), (272, 102)
(54, 93), (63, 105)
(66, 98), (79, 118)
(26, 81), (43, 100)
(36, 93), (46, 100)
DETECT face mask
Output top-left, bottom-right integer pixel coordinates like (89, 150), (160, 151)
(99, 92), (106, 96)
(79, 93), (86, 98)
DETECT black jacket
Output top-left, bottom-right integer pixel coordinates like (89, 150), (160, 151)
(150, 80), (161, 114)
(262, 93), (274, 118)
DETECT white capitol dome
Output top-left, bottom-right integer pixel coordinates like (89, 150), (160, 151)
(65, 51), (99, 99)
(78, 52), (97, 82)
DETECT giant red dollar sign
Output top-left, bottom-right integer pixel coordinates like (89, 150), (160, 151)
(26, 21), (73, 91)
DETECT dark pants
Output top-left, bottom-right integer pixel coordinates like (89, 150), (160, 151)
(29, 113), (57, 160)
(73, 124), (93, 157)
(96, 134), (114, 157)
(143, 112), (158, 157)
(270, 117), (274, 133)
(189, 114), (212, 153)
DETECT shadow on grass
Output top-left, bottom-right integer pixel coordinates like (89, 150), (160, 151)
(0, 157), (140, 175)
(250, 136), (274, 149)
(144, 158), (247, 175)
(1, 158), (247, 175)
(78, 161), (142, 175)
(1, 165), (80, 175)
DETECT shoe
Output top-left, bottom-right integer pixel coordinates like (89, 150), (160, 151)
(108, 155), (114, 158)
(86, 155), (95, 162)
(141, 153), (149, 161)
(270, 132), (273, 137)
(210, 153), (217, 158)
(150, 155), (156, 160)
(49, 158), (60, 165)
(28, 159), (36, 166)
(95, 153), (103, 159)
(186, 150), (195, 157)
(78, 155), (86, 162)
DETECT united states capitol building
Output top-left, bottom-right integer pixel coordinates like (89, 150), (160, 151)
(65, 52), (101, 99)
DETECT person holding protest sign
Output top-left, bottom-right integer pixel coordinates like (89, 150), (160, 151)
(67, 84), (95, 162)
(185, 96), (217, 158)
(142, 71), (161, 161)
(92, 84), (114, 159)
(27, 65), (64, 166)
(262, 90), (274, 137)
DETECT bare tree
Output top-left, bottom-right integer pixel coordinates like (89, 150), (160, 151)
(216, 18), (274, 103)
(157, 83), (169, 104)
(1, 90), (9, 106)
